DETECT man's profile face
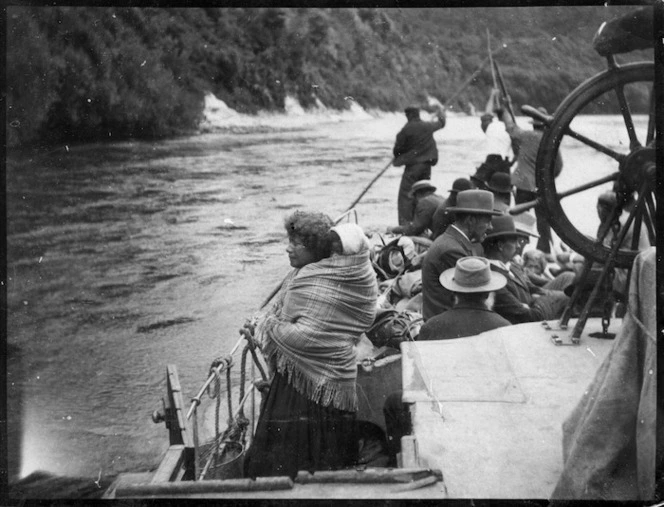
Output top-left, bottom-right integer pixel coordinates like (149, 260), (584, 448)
(470, 215), (492, 242)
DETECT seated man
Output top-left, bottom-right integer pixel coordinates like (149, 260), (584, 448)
(482, 215), (569, 324)
(386, 180), (445, 238)
(419, 256), (510, 340)
(421, 189), (502, 320)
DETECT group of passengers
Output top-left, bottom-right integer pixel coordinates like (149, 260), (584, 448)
(242, 96), (646, 481)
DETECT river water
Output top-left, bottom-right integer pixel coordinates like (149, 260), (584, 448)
(6, 102), (646, 484)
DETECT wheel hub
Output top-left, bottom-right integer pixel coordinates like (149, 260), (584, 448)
(618, 146), (656, 192)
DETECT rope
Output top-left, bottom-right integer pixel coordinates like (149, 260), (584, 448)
(239, 346), (250, 418)
(226, 368), (233, 422)
(626, 301), (656, 343)
(240, 320), (269, 382)
(214, 370), (222, 465)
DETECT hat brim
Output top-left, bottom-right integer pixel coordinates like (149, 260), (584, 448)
(482, 230), (533, 242)
(448, 207), (503, 215)
(516, 228), (539, 238)
(439, 268), (507, 293)
(408, 185), (436, 198)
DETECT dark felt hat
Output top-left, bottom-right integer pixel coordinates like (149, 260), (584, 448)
(449, 178), (472, 194)
(482, 214), (532, 243)
(487, 172), (512, 194)
(471, 163), (493, 184)
(448, 190), (502, 216)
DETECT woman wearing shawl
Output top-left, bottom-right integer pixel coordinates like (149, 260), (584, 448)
(244, 212), (378, 478)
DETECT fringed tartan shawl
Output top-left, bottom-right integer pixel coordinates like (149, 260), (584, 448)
(257, 251), (378, 412)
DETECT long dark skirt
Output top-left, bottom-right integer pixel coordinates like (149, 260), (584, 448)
(243, 371), (358, 479)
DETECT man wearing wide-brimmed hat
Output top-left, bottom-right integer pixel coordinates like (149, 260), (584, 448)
(486, 171), (513, 213)
(421, 189), (502, 320)
(392, 105), (446, 225)
(419, 256), (510, 340)
(431, 177), (472, 240)
(482, 214), (569, 324)
(386, 179), (445, 238)
(495, 104), (563, 254)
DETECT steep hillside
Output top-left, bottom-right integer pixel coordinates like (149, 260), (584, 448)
(6, 5), (652, 147)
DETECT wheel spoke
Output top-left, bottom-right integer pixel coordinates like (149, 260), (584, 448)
(614, 83), (640, 149)
(630, 200), (644, 251)
(556, 171), (619, 200)
(646, 87), (656, 145)
(643, 191), (657, 244)
(563, 126), (625, 162)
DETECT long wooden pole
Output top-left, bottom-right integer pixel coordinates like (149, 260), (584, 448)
(263, 45), (510, 309)
(487, 29), (498, 90)
(344, 158), (395, 213)
(493, 58), (516, 122)
(443, 45), (505, 108)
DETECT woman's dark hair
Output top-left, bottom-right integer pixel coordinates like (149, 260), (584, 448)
(284, 211), (334, 262)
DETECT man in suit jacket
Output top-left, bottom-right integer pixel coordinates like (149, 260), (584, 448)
(421, 190), (502, 320)
(482, 215), (569, 324)
(419, 256), (510, 340)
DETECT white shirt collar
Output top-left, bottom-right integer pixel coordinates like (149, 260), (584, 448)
(450, 224), (470, 242)
(488, 258), (512, 273)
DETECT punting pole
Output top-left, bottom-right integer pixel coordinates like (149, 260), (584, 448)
(443, 44), (505, 108)
(344, 158), (395, 213)
(487, 29), (499, 90)
(345, 47), (508, 215)
(493, 58), (516, 122)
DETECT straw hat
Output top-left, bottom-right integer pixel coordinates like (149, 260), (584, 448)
(439, 256), (507, 293)
(408, 179), (437, 198)
(482, 215), (532, 242)
(447, 190), (502, 215)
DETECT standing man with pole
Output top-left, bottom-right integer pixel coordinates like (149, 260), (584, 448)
(392, 104), (446, 225)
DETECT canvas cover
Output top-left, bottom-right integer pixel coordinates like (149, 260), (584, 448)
(552, 247), (658, 500)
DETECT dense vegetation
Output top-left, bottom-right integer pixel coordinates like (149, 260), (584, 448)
(6, 5), (652, 148)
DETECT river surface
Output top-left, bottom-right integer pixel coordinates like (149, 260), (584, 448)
(6, 108), (645, 484)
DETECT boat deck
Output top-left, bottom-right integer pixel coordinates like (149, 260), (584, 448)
(401, 317), (615, 498)
(105, 317), (618, 499)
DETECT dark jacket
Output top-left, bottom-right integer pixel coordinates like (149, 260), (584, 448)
(489, 262), (567, 324)
(421, 226), (476, 320)
(418, 300), (511, 340)
(430, 197), (453, 240)
(392, 193), (446, 237)
(393, 117), (445, 167)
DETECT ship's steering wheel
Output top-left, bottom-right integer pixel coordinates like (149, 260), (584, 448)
(514, 8), (656, 269)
